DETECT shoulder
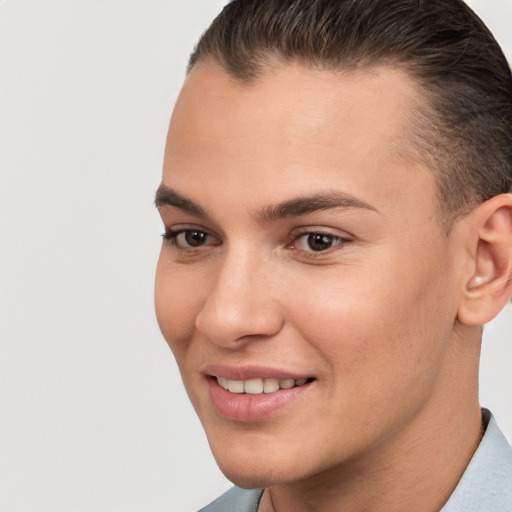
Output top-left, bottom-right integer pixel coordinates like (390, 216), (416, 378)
(198, 486), (264, 512)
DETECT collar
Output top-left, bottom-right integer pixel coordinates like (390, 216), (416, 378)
(440, 408), (512, 511)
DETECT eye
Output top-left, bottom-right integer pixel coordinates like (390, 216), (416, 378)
(163, 228), (218, 249)
(291, 231), (348, 253)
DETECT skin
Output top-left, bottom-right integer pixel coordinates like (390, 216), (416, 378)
(155, 62), (509, 511)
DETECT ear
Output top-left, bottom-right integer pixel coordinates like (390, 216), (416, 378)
(457, 193), (512, 326)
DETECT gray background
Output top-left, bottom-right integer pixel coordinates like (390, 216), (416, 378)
(1, 1), (510, 511)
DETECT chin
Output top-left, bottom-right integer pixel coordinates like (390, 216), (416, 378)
(209, 440), (280, 488)
(207, 431), (319, 490)
(221, 469), (276, 490)
(217, 458), (295, 490)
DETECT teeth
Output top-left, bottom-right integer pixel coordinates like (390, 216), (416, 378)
(263, 378), (279, 393)
(280, 378), (295, 389)
(228, 380), (244, 393)
(244, 378), (263, 394)
(216, 376), (310, 394)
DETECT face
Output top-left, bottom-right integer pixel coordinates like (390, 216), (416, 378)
(155, 62), (469, 488)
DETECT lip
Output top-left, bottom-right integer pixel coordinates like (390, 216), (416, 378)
(203, 365), (314, 422)
(202, 364), (311, 381)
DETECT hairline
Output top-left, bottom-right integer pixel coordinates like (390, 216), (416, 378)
(188, 55), (463, 232)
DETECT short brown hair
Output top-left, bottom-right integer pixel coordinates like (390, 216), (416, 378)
(188, 0), (512, 226)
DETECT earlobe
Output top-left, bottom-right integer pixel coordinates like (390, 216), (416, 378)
(457, 194), (512, 326)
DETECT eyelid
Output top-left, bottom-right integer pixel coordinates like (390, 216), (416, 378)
(162, 223), (218, 236)
(287, 226), (353, 257)
(290, 225), (353, 241)
(162, 224), (221, 248)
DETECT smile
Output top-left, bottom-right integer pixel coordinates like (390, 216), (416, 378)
(216, 376), (310, 395)
(208, 374), (315, 422)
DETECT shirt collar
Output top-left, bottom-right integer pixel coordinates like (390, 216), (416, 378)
(441, 408), (512, 511)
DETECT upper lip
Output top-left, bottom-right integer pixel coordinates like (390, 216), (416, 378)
(202, 364), (313, 381)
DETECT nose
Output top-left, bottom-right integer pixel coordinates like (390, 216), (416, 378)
(195, 248), (284, 348)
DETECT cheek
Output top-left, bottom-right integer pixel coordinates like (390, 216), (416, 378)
(288, 248), (456, 393)
(154, 254), (205, 357)
(282, 277), (453, 452)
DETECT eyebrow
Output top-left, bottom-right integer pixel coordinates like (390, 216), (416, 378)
(154, 184), (380, 221)
(259, 191), (380, 221)
(155, 184), (207, 217)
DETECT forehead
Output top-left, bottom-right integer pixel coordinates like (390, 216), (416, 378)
(163, 61), (436, 222)
(169, 61), (420, 154)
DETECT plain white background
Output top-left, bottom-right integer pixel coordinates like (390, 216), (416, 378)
(1, 1), (511, 511)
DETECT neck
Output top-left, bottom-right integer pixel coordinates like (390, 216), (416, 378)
(261, 406), (483, 512)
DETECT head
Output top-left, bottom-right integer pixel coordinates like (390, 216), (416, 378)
(155, 0), (512, 491)
(189, 0), (512, 228)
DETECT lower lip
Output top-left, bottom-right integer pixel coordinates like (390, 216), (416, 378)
(207, 378), (312, 422)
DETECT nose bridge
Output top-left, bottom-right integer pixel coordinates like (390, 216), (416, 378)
(195, 243), (282, 346)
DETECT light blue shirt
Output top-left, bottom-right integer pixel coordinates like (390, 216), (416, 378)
(441, 410), (512, 511)
(199, 410), (512, 511)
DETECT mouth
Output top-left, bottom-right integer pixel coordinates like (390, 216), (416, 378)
(206, 371), (316, 422)
(215, 376), (314, 395)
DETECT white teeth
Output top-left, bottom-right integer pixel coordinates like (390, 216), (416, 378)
(244, 378), (263, 394)
(228, 380), (244, 393)
(216, 376), (310, 394)
(263, 378), (280, 393)
(280, 378), (295, 389)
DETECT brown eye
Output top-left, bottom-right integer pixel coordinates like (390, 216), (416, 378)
(306, 233), (337, 251)
(163, 228), (219, 249)
(291, 231), (348, 254)
(183, 230), (209, 247)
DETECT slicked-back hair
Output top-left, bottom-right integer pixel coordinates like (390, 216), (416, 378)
(187, 0), (512, 226)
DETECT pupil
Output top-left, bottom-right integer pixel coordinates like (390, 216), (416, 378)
(308, 233), (333, 251)
(185, 231), (207, 247)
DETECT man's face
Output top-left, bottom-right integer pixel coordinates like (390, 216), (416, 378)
(155, 62), (468, 487)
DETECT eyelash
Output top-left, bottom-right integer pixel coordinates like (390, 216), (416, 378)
(288, 231), (350, 258)
(162, 228), (351, 258)
(162, 228), (218, 249)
